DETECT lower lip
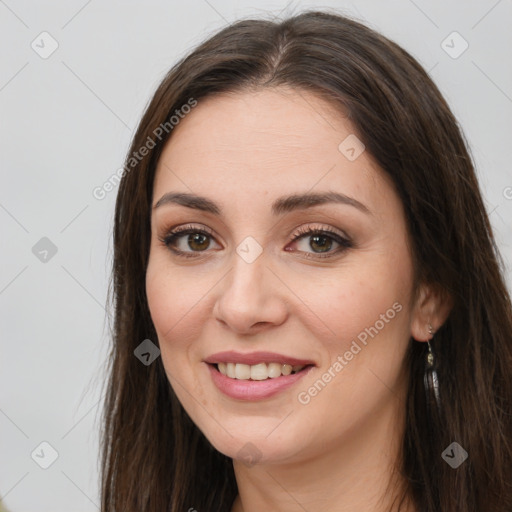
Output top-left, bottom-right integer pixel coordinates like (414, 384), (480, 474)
(206, 363), (314, 401)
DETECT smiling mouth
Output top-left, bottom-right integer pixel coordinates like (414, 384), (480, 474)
(212, 362), (313, 381)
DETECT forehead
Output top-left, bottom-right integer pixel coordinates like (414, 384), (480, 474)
(153, 88), (395, 217)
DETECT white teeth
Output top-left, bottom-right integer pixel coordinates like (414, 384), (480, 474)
(281, 364), (292, 376)
(235, 364), (251, 380)
(267, 363), (282, 378)
(216, 362), (306, 380)
(250, 363), (268, 381)
(226, 362), (236, 378)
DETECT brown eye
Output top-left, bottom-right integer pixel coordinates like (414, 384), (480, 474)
(160, 225), (221, 258)
(309, 234), (333, 253)
(186, 233), (210, 251)
(288, 226), (353, 259)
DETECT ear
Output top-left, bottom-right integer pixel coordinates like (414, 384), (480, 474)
(410, 282), (453, 342)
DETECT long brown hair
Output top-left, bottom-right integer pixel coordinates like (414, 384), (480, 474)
(100, 10), (512, 511)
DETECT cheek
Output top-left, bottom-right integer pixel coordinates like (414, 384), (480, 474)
(145, 256), (204, 365)
(146, 252), (211, 337)
(283, 248), (412, 351)
(288, 248), (413, 416)
(145, 256), (213, 410)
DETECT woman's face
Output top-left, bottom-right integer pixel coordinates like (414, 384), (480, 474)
(146, 87), (421, 465)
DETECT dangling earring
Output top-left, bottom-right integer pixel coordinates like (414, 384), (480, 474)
(424, 322), (441, 414)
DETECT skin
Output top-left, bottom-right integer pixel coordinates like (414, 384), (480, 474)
(145, 87), (451, 512)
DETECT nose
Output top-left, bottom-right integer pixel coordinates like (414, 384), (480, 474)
(212, 251), (288, 335)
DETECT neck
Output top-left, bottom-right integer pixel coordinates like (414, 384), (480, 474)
(230, 393), (416, 512)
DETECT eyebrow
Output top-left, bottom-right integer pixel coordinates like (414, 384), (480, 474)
(153, 191), (371, 216)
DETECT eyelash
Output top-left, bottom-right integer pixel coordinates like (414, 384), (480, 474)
(158, 223), (353, 260)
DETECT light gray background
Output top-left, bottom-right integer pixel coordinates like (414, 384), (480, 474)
(1, 1), (511, 511)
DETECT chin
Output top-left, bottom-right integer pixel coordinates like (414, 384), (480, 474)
(214, 436), (301, 466)
(192, 413), (307, 466)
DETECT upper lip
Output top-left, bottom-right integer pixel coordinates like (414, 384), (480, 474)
(204, 351), (315, 366)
